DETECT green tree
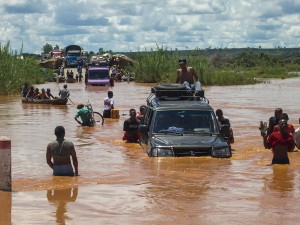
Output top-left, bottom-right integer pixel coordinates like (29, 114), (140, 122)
(53, 44), (60, 50)
(42, 43), (53, 54)
(104, 50), (113, 54)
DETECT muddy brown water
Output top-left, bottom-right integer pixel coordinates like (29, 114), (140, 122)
(1, 76), (300, 225)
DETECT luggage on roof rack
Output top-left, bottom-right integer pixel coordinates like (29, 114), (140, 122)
(151, 83), (205, 100)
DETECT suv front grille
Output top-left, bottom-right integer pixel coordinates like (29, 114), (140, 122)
(173, 147), (211, 157)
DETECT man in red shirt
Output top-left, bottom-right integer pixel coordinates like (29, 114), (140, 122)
(123, 109), (140, 143)
(273, 113), (295, 135)
(263, 119), (295, 164)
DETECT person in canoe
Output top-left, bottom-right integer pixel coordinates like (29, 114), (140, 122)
(59, 85), (70, 99)
(26, 86), (35, 98)
(36, 88), (49, 99)
(46, 88), (55, 99)
(33, 88), (41, 99)
(21, 82), (29, 97)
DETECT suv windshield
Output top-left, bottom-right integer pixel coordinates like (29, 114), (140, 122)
(88, 70), (109, 79)
(153, 110), (219, 134)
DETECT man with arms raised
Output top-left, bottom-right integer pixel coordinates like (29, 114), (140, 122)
(262, 119), (295, 165)
(46, 126), (79, 176)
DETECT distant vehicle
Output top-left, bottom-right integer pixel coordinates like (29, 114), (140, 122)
(139, 84), (232, 158)
(65, 55), (78, 68)
(63, 45), (86, 68)
(63, 45), (82, 57)
(49, 50), (63, 59)
(86, 66), (111, 86)
(89, 56), (109, 67)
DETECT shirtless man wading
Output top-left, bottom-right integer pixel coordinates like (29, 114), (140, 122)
(46, 126), (79, 176)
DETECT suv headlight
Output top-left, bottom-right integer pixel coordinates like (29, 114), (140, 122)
(151, 147), (174, 157)
(211, 147), (231, 158)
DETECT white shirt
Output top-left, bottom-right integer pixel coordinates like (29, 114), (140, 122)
(293, 128), (300, 149)
(104, 97), (114, 110)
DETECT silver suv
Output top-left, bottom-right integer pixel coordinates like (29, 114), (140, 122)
(139, 84), (231, 158)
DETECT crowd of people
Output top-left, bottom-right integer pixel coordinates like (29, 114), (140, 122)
(65, 65), (84, 82)
(260, 108), (300, 165)
(73, 89), (145, 144)
(43, 58), (300, 177)
(22, 83), (70, 100)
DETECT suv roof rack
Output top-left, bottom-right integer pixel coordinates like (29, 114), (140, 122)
(150, 83), (209, 103)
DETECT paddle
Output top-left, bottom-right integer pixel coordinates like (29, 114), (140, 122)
(49, 75), (75, 105)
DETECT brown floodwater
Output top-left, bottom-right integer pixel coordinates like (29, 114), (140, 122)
(1, 75), (300, 225)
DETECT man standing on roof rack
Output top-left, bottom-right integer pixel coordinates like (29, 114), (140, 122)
(176, 59), (201, 94)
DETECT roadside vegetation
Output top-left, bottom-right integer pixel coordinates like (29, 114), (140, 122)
(128, 46), (300, 85)
(1, 42), (300, 95)
(0, 42), (48, 95)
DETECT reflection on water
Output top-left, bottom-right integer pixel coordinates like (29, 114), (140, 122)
(1, 77), (300, 224)
(0, 190), (12, 225)
(47, 187), (78, 225)
(266, 165), (294, 194)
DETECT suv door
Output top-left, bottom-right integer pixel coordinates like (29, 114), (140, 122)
(140, 107), (153, 145)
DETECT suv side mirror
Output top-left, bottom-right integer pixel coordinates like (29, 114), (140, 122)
(139, 125), (149, 134)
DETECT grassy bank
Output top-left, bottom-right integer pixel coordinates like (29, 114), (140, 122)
(1, 43), (299, 95)
(0, 42), (47, 95)
(128, 46), (300, 85)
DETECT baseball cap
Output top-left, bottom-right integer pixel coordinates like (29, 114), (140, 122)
(280, 113), (289, 120)
(178, 59), (187, 64)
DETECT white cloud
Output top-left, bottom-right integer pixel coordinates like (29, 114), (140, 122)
(0, 0), (299, 54)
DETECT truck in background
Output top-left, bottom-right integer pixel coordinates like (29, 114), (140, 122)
(49, 50), (63, 59)
(63, 45), (87, 68)
(64, 45), (81, 68)
(65, 51), (80, 68)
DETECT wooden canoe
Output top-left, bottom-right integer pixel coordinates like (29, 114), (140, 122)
(66, 78), (77, 83)
(22, 98), (68, 105)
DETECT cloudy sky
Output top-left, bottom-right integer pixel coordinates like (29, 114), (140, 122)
(1, 0), (300, 54)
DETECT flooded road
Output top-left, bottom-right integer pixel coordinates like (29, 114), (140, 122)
(1, 76), (300, 225)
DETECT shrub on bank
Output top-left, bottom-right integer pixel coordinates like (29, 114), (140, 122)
(0, 42), (47, 95)
(129, 46), (298, 85)
(130, 46), (212, 84)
